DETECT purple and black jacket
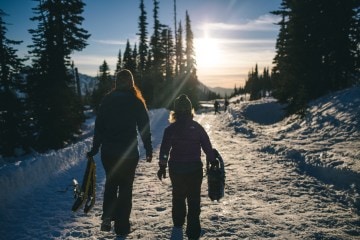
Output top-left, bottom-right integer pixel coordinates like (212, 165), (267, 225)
(159, 117), (215, 173)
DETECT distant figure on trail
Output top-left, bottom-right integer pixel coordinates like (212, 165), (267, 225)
(87, 69), (153, 237)
(224, 98), (229, 112)
(214, 100), (220, 114)
(158, 94), (216, 239)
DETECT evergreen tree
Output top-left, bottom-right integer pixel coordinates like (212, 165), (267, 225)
(183, 11), (199, 109)
(123, 40), (136, 74)
(271, 1), (293, 103)
(173, 0), (179, 77)
(91, 60), (112, 113)
(137, 0), (153, 106)
(0, 10), (27, 156)
(245, 64), (260, 100)
(245, 64), (272, 100)
(175, 21), (185, 77)
(132, 43), (139, 80)
(155, 26), (176, 109)
(161, 27), (174, 82)
(115, 49), (122, 74)
(262, 67), (272, 95)
(27, 0), (90, 151)
(150, 0), (163, 76)
(149, 0), (166, 107)
(185, 11), (195, 74)
(137, 0), (148, 78)
(272, 0), (359, 114)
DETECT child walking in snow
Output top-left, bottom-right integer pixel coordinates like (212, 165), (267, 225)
(158, 94), (216, 239)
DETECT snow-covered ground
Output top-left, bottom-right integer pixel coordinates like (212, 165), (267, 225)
(0, 86), (359, 239)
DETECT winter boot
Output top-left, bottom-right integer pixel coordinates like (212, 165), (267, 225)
(100, 218), (111, 232)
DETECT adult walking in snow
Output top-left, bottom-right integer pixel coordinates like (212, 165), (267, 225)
(87, 69), (153, 237)
(214, 100), (220, 114)
(158, 94), (216, 239)
(224, 98), (229, 112)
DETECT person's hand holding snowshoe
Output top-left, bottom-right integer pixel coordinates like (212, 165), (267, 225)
(210, 159), (219, 168)
(207, 151), (219, 169)
(157, 164), (167, 180)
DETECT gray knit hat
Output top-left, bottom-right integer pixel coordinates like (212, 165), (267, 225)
(174, 94), (192, 114)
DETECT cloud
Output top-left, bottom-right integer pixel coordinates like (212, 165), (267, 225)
(71, 54), (118, 76)
(200, 14), (280, 32)
(91, 39), (127, 45)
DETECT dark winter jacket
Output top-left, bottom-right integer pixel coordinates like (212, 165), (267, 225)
(159, 117), (215, 173)
(92, 90), (152, 159)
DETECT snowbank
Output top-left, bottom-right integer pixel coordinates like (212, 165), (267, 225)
(0, 139), (92, 205)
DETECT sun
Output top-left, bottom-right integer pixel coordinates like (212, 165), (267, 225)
(194, 37), (221, 68)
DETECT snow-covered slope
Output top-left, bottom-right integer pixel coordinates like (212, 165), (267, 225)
(0, 87), (359, 239)
(78, 73), (97, 96)
(229, 87), (360, 174)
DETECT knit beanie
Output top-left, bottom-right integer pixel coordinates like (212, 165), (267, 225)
(174, 94), (192, 115)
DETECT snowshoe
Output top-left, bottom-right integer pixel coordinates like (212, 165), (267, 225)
(72, 156), (96, 213)
(207, 149), (225, 201)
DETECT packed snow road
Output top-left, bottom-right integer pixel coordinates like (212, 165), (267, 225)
(1, 90), (359, 239)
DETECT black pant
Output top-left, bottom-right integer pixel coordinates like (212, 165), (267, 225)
(101, 152), (138, 232)
(169, 167), (203, 239)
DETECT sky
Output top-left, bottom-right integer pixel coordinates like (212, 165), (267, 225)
(1, 0), (282, 88)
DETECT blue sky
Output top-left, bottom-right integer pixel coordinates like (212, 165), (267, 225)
(2, 0), (281, 88)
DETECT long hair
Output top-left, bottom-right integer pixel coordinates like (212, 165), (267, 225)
(169, 109), (195, 123)
(115, 69), (147, 109)
(132, 85), (147, 110)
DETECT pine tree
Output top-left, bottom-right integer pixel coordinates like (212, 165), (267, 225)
(115, 49), (122, 74)
(185, 11), (195, 74)
(91, 60), (112, 113)
(27, 0), (90, 151)
(137, 0), (148, 77)
(175, 21), (185, 77)
(0, 10), (27, 156)
(272, 0), (359, 114)
(149, 0), (166, 107)
(183, 11), (199, 109)
(150, 0), (163, 79)
(245, 64), (273, 100)
(161, 27), (174, 82)
(123, 40), (136, 74)
(316, 0), (359, 90)
(173, 0), (178, 77)
(271, 1), (293, 103)
(132, 43), (138, 76)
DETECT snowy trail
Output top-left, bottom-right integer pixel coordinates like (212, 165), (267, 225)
(1, 91), (359, 239)
(207, 111), (359, 239)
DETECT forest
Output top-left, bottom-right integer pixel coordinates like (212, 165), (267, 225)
(0, 0), (359, 157)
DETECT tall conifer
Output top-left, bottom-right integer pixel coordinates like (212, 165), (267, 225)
(0, 10), (27, 156)
(272, 0), (359, 114)
(28, 0), (90, 151)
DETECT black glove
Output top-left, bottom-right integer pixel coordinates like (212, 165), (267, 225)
(157, 165), (167, 180)
(146, 152), (153, 163)
(87, 148), (98, 158)
(210, 159), (219, 167)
